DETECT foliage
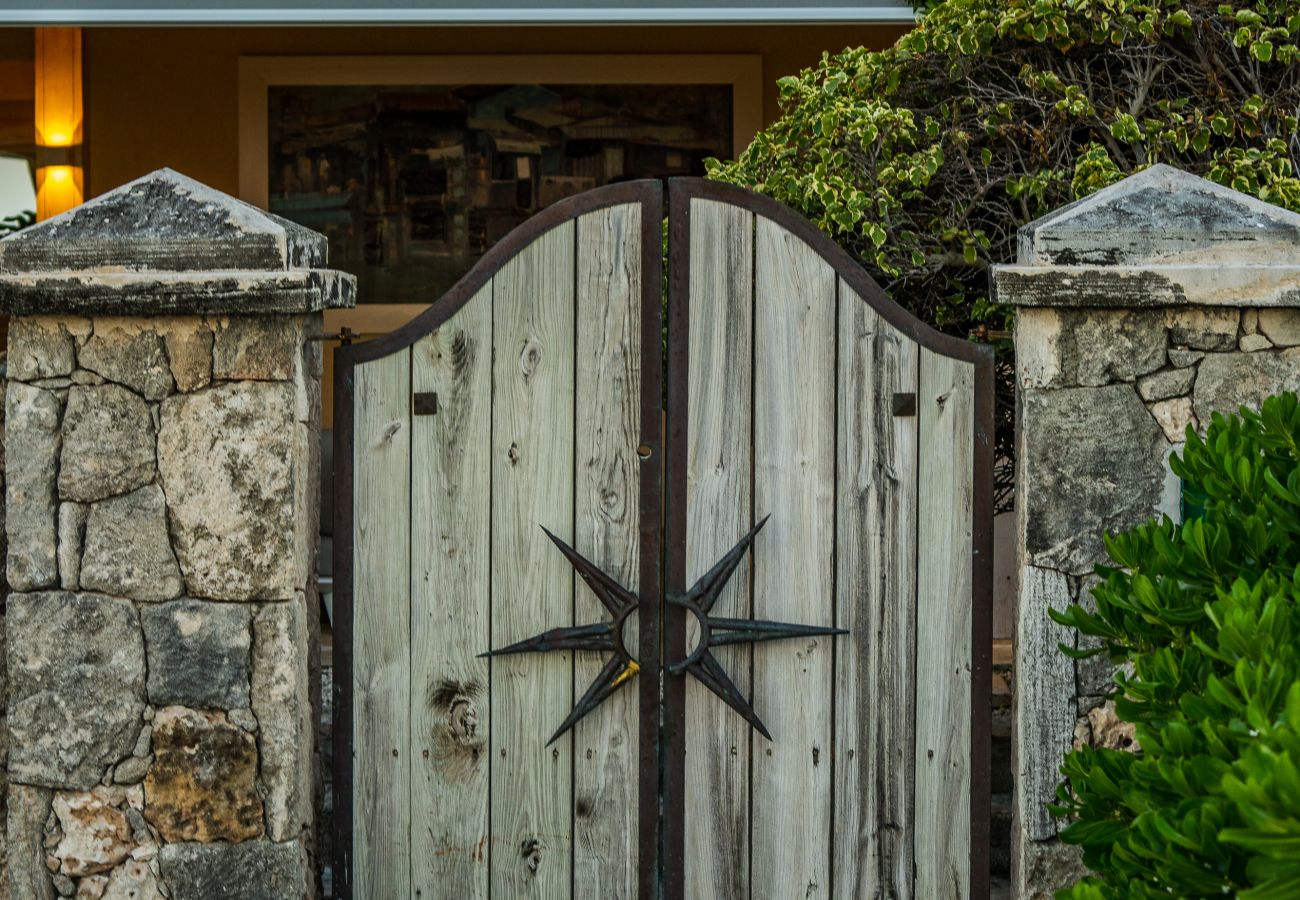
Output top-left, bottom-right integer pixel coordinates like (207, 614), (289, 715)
(707, 0), (1300, 335)
(0, 210), (33, 237)
(1049, 393), (1300, 899)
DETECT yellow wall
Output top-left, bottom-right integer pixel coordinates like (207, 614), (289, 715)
(83, 24), (908, 199)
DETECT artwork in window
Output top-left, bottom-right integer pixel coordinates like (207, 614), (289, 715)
(267, 83), (733, 303)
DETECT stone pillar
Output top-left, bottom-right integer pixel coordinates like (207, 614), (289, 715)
(0, 169), (354, 899)
(993, 164), (1300, 898)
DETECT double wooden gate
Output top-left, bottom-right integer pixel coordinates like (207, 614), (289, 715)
(333, 180), (992, 899)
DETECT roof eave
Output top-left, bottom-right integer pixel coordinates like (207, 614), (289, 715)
(1, 5), (920, 24)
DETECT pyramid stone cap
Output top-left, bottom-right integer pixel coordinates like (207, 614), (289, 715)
(1016, 164), (1300, 266)
(0, 168), (355, 315)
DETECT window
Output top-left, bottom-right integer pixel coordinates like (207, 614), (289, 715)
(267, 82), (732, 302)
(239, 55), (761, 313)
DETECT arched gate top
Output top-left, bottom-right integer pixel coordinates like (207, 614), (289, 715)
(336, 177), (993, 372)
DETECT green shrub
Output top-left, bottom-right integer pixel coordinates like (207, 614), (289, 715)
(1050, 392), (1300, 899)
(708, 1), (1300, 335)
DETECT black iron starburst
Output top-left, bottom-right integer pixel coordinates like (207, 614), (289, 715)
(481, 516), (846, 744)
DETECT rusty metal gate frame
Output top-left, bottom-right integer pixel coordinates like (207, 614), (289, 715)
(331, 178), (993, 899)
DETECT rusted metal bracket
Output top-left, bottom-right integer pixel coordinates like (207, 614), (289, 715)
(893, 392), (917, 416)
(412, 392), (438, 416)
(308, 326), (356, 345)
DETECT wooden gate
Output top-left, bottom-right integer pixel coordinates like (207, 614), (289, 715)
(333, 180), (992, 899)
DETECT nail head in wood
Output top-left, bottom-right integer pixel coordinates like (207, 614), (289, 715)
(893, 392), (917, 416)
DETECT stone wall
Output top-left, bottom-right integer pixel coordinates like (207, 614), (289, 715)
(4, 315), (319, 899)
(0, 169), (353, 900)
(0, 345), (8, 897)
(994, 165), (1300, 898)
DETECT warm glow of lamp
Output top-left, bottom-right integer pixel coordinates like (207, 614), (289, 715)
(35, 27), (83, 220)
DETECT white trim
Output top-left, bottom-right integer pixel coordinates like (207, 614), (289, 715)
(1, 6), (918, 24)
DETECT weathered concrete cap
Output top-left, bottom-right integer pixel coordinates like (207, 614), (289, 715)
(1016, 163), (1300, 266)
(0, 168), (355, 315)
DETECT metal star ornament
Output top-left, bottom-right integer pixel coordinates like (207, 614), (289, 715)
(481, 516), (847, 744)
(665, 516), (847, 740)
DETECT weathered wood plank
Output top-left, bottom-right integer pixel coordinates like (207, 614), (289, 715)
(915, 348), (975, 899)
(833, 286), (919, 898)
(573, 204), (641, 900)
(684, 197), (754, 900)
(490, 222), (576, 897)
(352, 349), (413, 900)
(410, 286), (493, 898)
(751, 216), (837, 898)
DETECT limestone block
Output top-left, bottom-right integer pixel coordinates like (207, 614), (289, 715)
(1014, 164), (1300, 267)
(1072, 699), (1140, 753)
(0, 168), (326, 274)
(1136, 367), (1195, 402)
(8, 317), (77, 381)
(80, 486), (182, 603)
(227, 708), (257, 733)
(0, 624), (7, 896)
(1015, 837), (1088, 900)
(1021, 385), (1168, 574)
(29, 377), (72, 393)
(1072, 576), (1118, 696)
(157, 840), (307, 900)
(1240, 333), (1273, 352)
(157, 318), (212, 393)
(76, 875), (106, 898)
(142, 599), (251, 709)
(143, 707), (262, 843)
(1149, 396), (1197, 443)
(1013, 566), (1077, 843)
(1256, 308), (1300, 348)
(1013, 308), (1062, 389)
(69, 370), (104, 386)
(1166, 308), (1239, 351)
(1076, 645), (1117, 697)
(58, 385), (155, 504)
(1015, 308), (1165, 388)
(7, 593), (146, 789)
(51, 790), (131, 877)
(7, 784), (55, 899)
(6, 383), (61, 590)
(252, 599), (311, 842)
(79, 860), (163, 900)
(57, 502), (88, 590)
(158, 381), (304, 601)
(1193, 348), (1300, 424)
(78, 320), (173, 401)
(212, 316), (305, 381)
(1168, 348), (1205, 368)
(111, 757), (149, 787)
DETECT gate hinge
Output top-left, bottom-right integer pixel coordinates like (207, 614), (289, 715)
(413, 392), (438, 416)
(308, 326), (356, 345)
(892, 392), (917, 416)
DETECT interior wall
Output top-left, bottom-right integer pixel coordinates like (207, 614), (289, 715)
(83, 24), (908, 199)
(0, 29), (33, 157)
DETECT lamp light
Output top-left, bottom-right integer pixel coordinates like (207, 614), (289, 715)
(35, 27), (83, 220)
